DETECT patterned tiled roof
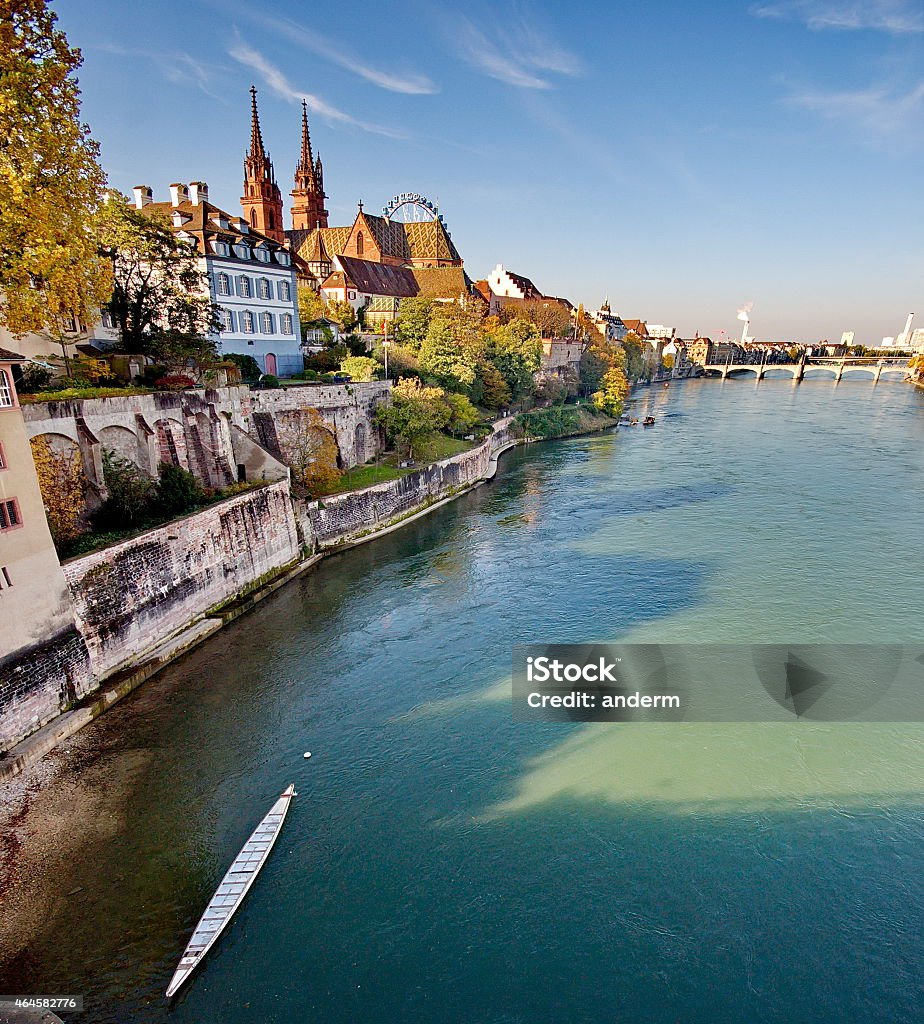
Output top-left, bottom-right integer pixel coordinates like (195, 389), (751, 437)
(289, 216), (461, 266)
(288, 225), (350, 262)
(411, 266), (473, 299)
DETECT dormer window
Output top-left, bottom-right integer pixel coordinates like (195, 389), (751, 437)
(255, 247), (271, 263)
(233, 243), (251, 260)
(213, 240), (231, 257)
(276, 251), (290, 266)
(172, 211), (191, 227)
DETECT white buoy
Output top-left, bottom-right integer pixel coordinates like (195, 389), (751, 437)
(303, 752), (312, 759)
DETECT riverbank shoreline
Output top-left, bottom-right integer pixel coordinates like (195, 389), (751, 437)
(0, 410), (615, 785)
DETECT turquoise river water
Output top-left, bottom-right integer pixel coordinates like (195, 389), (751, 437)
(5, 377), (924, 1022)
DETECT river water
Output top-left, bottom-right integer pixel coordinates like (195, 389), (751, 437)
(5, 378), (924, 1022)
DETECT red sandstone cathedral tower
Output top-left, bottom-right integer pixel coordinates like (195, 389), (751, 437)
(290, 99), (328, 231)
(241, 87), (285, 243)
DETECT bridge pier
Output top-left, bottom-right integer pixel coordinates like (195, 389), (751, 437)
(874, 364), (883, 382)
(835, 361), (845, 382)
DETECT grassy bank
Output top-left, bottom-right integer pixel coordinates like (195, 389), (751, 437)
(513, 403), (617, 439)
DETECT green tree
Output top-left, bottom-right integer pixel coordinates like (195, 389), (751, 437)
(339, 355), (379, 381)
(394, 297), (434, 352)
(443, 392), (479, 436)
(97, 449), (155, 528)
(592, 365), (630, 417)
(621, 332), (648, 379)
(489, 318), (542, 399)
(479, 361), (511, 410)
(0, 0), (112, 340)
(154, 462), (203, 517)
(419, 318), (477, 391)
(375, 378), (450, 459)
(96, 194), (221, 356)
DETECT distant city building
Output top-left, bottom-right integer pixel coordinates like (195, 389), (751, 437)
(590, 298), (627, 342)
(910, 328), (924, 352)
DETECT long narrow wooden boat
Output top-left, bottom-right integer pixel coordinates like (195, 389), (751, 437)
(166, 783), (297, 999)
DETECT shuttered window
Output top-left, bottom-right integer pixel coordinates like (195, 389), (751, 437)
(0, 499), (21, 531)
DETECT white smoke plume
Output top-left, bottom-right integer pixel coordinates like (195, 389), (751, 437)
(737, 301), (754, 322)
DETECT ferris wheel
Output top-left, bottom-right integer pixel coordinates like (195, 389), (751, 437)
(382, 192), (448, 230)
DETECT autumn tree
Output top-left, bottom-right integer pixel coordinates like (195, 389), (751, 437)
(0, 0), (111, 339)
(29, 435), (85, 546)
(285, 409), (342, 496)
(297, 284), (326, 335)
(480, 361), (511, 410)
(96, 194), (220, 360)
(592, 364), (630, 417)
(520, 299), (572, 338)
(325, 298), (357, 332)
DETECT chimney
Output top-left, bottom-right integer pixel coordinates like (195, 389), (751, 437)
(132, 185), (153, 209)
(169, 182), (189, 206)
(189, 181), (209, 206)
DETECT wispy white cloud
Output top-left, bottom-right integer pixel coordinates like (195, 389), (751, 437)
(227, 38), (407, 139)
(446, 5), (583, 90)
(93, 43), (230, 102)
(787, 78), (924, 136)
(751, 1), (924, 33)
(244, 13), (438, 95)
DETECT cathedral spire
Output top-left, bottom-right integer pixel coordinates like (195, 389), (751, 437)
(241, 87), (284, 242)
(290, 99), (328, 232)
(297, 100), (315, 185)
(249, 85), (265, 158)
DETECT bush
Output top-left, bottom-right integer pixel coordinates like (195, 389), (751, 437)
(96, 450), (156, 529)
(225, 353), (261, 383)
(18, 363), (52, 392)
(258, 374), (281, 389)
(154, 462), (203, 517)
(154, 374), (196, 391)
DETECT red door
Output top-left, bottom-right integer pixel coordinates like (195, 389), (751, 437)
(265, 353), (277, 376)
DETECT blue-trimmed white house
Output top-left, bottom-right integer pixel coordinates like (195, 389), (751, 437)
(132, 182), (302, 377)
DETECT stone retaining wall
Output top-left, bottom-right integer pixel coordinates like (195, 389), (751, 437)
(62, 480), (300, 681)
(299, 425), (514, 548)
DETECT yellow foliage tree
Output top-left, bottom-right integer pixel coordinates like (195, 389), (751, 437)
(29, 435), (85, 545)
(0, 0), (112, 338)
(285, 409), (342, 497)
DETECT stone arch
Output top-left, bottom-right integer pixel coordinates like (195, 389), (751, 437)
(98, 424), (146, 473)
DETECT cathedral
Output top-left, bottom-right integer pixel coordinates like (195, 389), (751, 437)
(242, 90), (467, 286)
(241, 89), (468, 311)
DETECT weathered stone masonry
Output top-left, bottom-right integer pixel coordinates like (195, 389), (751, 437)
(63, 480), (300, 682)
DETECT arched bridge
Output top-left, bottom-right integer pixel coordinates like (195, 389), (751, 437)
(703, 357), (911, 383)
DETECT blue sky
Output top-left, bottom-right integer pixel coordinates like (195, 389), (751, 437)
(59, 0), (923, 343)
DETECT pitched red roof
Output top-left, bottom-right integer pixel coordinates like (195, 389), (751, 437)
(335, 256), (419, 298)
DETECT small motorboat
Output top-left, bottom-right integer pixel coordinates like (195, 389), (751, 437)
(642, 416), (656, 426)
(166, 784), (297, 999)
(629, 418), (639, 426)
